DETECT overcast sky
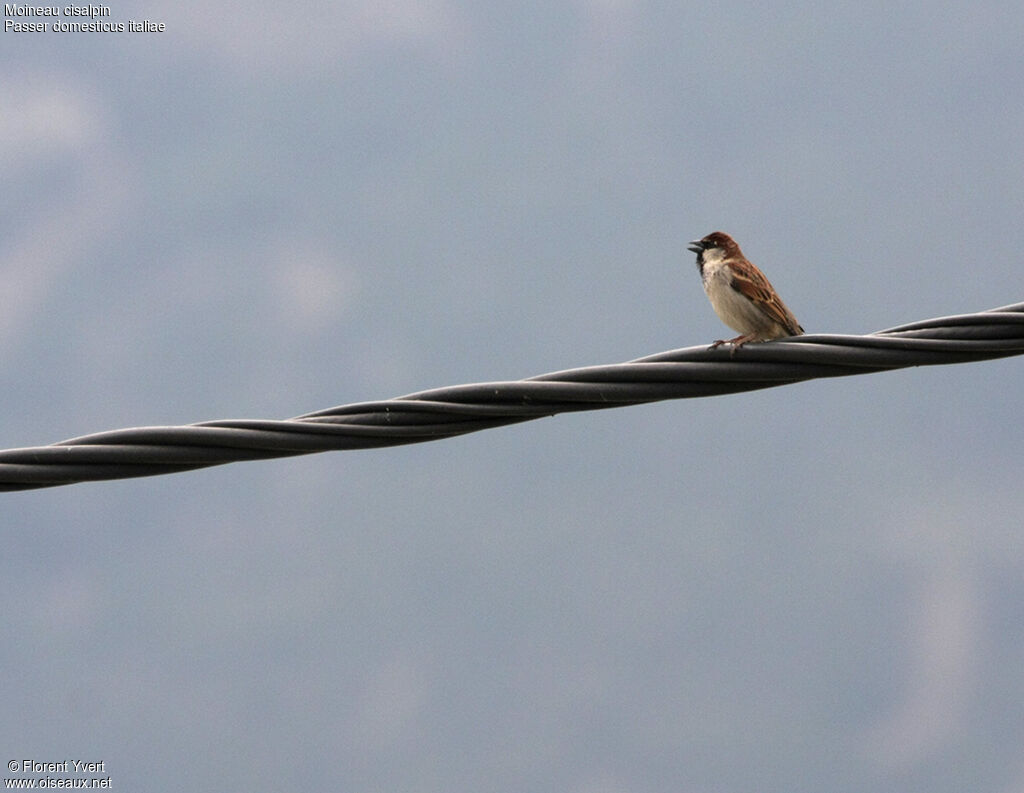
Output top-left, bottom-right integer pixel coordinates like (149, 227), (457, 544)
(3, 2), (1024, 791)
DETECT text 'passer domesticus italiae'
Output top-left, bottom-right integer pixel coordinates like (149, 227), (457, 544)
(688, 231), (804, 354)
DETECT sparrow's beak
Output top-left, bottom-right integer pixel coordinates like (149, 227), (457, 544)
(687, 240), (704, 255)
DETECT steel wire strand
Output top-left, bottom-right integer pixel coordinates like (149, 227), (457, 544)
(2, 302), (1022, 491)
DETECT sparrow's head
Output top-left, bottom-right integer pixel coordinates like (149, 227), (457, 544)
(687, 231), (742, 266)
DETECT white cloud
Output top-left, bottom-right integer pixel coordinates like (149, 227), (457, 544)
(0, 75), (107, 167)
(859, 562), (979, 770)
(0, 77), (128, 361)
(269, 240), (360, 332)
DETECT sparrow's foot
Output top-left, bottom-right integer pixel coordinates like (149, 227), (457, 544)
(709, 334), (757, 357)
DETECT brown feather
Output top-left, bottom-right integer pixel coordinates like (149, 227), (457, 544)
(729, 271), (803, 335)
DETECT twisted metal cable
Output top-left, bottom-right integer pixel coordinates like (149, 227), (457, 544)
(3, 302), (1022, 491)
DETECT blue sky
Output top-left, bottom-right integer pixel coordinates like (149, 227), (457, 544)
(3, 2), (1024, 791)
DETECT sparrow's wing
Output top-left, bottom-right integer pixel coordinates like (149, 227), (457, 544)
(730, 265), (804, 336)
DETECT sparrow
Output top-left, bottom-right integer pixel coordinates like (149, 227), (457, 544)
(688, 231), (804, 352)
